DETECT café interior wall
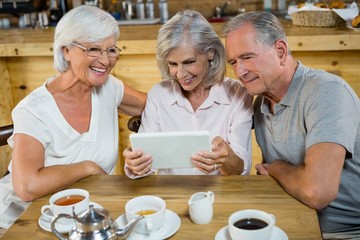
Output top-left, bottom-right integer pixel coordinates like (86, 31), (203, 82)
(101, 0), (265, 19)
(86, 0), (360, 19)
(1, 0), (262, 24)
(2, 0), (360, 27)
(100, 0), (360, 19)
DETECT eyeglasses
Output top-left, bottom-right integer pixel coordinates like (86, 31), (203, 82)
(71, 42), (121, 58)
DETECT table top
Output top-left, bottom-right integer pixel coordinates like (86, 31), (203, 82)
(2, 175), (322, 239)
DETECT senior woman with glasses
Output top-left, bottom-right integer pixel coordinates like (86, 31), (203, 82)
(0, 5), (146, 231)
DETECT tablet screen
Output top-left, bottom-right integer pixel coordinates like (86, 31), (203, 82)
(130, 131), (211, 169)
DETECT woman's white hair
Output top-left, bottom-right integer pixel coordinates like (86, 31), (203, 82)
(53, 5), (120, 73)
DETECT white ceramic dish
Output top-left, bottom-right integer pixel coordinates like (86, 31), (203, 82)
(115, 209), (181, 240)
(38, 202), (103, 233)
(214, 225), (288, 240)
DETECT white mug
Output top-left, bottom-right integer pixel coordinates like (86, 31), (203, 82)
(41, 188), (89, 225)
(188, 191), (215, 224)
(125, 195), (166, 235)
(228, 209), (276, 240)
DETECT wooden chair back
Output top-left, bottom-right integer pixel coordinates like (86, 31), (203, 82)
(0, 124), (13, 147)
(127, 116), (141, 133)
(0, 124), (13, 177)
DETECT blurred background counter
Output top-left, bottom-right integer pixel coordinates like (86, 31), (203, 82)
(0, 20), (360, 176)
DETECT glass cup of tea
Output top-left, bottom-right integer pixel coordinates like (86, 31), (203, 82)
(228, 209), (276, 240)
(41, 188), (90, 225)
(125, 195), (166, 235)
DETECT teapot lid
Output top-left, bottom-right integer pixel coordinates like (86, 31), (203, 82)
(74, 204), (117, 233)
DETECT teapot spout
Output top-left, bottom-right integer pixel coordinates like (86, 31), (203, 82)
(115, 215), (144, 239)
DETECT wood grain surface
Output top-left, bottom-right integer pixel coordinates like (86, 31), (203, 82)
(2, 175), (322, 239)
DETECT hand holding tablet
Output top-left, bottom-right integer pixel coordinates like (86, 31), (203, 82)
(129, 131), (211, 169)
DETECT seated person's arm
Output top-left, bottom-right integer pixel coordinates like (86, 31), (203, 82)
(258, 142), (345, 209)
(118, 83), (146, 116)
(11, 133), (106, 202)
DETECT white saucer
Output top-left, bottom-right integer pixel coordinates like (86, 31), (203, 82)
(115, 209), (181, 240)
(38, 202), (103, 233)
(214, 225), (288, 240)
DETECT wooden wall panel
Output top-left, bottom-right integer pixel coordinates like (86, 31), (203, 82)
(0, 58), (14, 177)
(292, 51), (360, 97)
(7, 57), (57, 106)
(113, 54), (161, 91)
(0, 58), (13, 124)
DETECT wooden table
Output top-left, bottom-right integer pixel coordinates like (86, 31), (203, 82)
(2, 175), (322, 239)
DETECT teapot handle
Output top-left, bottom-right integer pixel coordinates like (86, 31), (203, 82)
(51, 213), (73, 240)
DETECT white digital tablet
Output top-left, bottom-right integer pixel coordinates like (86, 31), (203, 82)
(129, 131), (211, 169)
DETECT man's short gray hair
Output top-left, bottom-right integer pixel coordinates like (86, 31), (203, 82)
(223, 11), (288, 50)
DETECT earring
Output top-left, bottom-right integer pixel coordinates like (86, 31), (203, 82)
(209, 60), (214, 66)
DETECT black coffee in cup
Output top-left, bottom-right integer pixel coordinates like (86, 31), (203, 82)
(234, 218), (268, 230)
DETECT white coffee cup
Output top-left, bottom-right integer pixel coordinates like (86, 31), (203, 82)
(228, 209), (276, 240)
(125, 195), (166, 235)
(188, 191), (214, 224)
(41, 188), (89, 224)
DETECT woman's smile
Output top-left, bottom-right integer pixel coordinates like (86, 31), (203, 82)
(90, 66), (106, 73)
(180, 76), (196, 85)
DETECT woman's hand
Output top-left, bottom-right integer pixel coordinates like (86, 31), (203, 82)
(191, 136), (229, 174)
(123, 147), (152, 176)
(191, 136), (245, 175)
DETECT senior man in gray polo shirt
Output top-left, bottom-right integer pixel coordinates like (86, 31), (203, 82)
(224, 11), (360, 239)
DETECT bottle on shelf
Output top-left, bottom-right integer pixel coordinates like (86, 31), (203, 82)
(108, 0), (122, 20)
(277, 0), (286, 15)
(159, 0), (168, 23)
(263, 0), (272, 12)
(49, 0), (62, 26)
(145, 0), (154, 19)
(136, 0), (145, 20)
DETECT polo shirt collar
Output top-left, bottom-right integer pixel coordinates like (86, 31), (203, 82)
(280, 61), (306, 107)
(260, 61), (306, 113)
